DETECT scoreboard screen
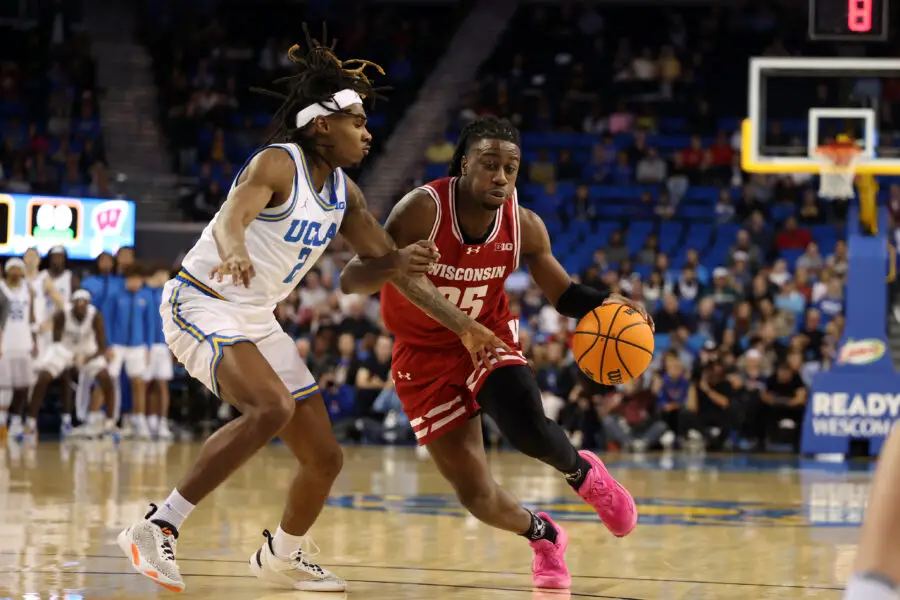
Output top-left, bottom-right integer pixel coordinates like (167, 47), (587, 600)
(0, 194), (135, 260)
(809, 0), (889, 41)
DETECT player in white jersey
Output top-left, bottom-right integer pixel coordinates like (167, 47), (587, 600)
(31, 290), (116, 439)
(0, 258), (37, 443)
(117, 26), (507, 594)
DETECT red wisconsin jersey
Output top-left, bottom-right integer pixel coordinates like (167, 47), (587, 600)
(381, 177), (521, 349)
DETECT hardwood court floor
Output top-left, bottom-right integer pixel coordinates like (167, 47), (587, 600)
(0, 441), (871, 599)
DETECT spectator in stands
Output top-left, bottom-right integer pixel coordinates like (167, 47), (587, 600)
(703, 268), (740, 310)
(744, 210), (774, 259)
(604, 231), (629, 266)
(814, 278), (845, 324)
(826, 240), (849, 277)
(425, 135), (455, 165)
(636, 234), (658, 266)
(666, 151), (690, 203)
(776, 216), (812, 251)
(529, 149), (556, 184)
(572, 185), (596, 222)
(635, 147), (666, 184)
(674, 266), (700, 302)
(798, 189), (824, 224)
(775, 280), (806, 317)
(769, 258), (792, 286)
(652, 352), (694, 448)
(758, 360), (808, 452)
(683, 360), (742, 450)
(796, 241), (825, 276)
(693, 299), (724, 341)
(715, 189), (736, 224)
(654, 293), (688, 333)
(708, 131), (735, 181)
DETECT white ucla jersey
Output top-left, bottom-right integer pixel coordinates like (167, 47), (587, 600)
(0, 281), (32, 354)
(179, 143), (348, 310)
(62, 304), (98, 355)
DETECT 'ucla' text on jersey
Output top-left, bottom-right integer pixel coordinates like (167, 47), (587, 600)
(178, 143), (347, 310)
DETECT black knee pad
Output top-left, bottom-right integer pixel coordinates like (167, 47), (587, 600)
(476, 365), (559, 458)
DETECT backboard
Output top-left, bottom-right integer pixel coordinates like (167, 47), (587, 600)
(742, 57), (900, 176)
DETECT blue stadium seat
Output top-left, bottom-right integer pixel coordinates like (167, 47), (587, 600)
(654, 333), (671, 352)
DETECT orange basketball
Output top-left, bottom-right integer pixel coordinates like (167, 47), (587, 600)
(573, 303), (654, 386)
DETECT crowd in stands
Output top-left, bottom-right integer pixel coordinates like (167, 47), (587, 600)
(0, 1), (113, 199)
(13, 0), (900, 454)
(140, 0), (468, 221)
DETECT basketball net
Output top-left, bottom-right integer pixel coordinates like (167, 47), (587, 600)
(815, 141), (863, 200)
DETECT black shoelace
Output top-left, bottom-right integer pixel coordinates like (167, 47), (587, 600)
(161, 539), (175, 561)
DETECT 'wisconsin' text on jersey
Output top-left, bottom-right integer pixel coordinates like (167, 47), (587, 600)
(427, 263), (507, 282)
(381, 177), (521, 349)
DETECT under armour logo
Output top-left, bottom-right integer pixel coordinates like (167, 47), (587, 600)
(466, 247), (480, 254)
(397, 372), (412, 380)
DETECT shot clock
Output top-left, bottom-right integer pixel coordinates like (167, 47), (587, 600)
(809, 0), (889, 41)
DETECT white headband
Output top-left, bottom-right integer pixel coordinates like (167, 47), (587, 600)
(73, 289), (92, 302)
(5, 258), (25, 271)
(295, 89), (363, 129)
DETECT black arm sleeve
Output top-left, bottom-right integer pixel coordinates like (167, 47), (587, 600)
(555, 282), (610, 321)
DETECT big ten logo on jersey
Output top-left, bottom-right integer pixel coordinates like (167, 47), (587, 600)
(281, 218), (338, 284)
(495, 242), (513, 252)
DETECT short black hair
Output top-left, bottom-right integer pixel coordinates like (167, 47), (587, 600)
(253, 23), (388, 153)
(449, 116), (521, 177)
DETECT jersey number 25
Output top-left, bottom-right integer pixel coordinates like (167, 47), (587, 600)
(436, 285), (487, 319)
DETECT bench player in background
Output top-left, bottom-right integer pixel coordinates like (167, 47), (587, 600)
(2, 258), (37, 443)
(109, 264), (155, 440)
(145, 265), (175, 440)
(0, 262), (10, 440)
(116, 26), (505, 594)
(341, 116), (651, 589)
(31, 289), (117, 439)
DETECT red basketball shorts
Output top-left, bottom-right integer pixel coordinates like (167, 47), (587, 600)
(392, 333), (526, 445)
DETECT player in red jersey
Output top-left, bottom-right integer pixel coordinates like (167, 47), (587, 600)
(341, 117), (652, 589)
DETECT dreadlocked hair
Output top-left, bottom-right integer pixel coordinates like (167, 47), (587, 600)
(448, 116), (521, 177)
(252, 23), (389, 147)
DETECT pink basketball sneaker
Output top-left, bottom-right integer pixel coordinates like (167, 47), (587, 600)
(575, 450), (638, 537)
(528, 513), (570, 589)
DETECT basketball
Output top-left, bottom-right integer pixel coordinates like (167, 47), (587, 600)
(573, 303), (654, 386)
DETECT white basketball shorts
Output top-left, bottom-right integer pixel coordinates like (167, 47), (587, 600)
(145, 343), (174, 381)
(160, 278), (318, 400)
(109, 345), (150, 379)
(36, 344), (108, 380)
(0, 353), (36, 389)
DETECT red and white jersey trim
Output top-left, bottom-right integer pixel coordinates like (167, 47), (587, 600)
(464, 348), (528, 392)
(419, 184), (443, 242)
(409, 395), (468, 441)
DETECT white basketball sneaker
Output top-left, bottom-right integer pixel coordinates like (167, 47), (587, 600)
(117, 504), (185, 592)
(249, 529), (345, 592)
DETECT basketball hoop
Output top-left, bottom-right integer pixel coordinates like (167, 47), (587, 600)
(815, 141), (863, 200)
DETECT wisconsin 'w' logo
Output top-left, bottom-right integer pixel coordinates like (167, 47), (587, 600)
(91, 200), (129, 234)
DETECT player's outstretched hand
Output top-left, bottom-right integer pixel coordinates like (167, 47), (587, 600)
(603, 292), (655, 332)
(459, 321), (512, 371)
(396, 240), (440, 276)
(210, 251), (256, 288)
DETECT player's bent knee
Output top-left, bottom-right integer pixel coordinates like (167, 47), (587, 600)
(310, 445), (343, 481)
(454, 479), (497, 512)
(245, 389), (296, 433)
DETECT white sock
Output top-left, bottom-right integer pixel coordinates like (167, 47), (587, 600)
(89, 411), (103, 425)
(153, 489), (195, 530)
(25, 416), (36, 430)
(10, 415), (22, 427)
(845, 573), (899, 600)
(272, 525), (306, 559)
(105, 418), (116, 431)
(61, 413), (72, 425)
(148, 414), (160, 433)
(0, 410), (7, 425)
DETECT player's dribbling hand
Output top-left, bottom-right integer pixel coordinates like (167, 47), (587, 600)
(603, 292), (655, 332)
(210, 251), (256, 288)
(459, 321), (512, 371)
(396, 240), (440, 276)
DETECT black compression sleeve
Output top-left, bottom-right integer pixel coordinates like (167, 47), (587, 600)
(555, 282), (609, 321)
